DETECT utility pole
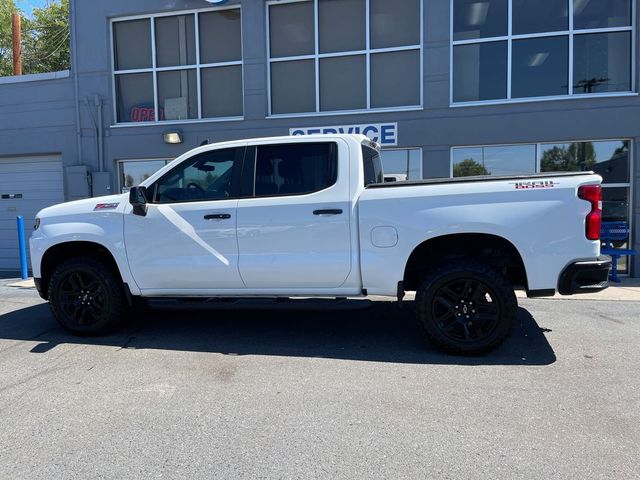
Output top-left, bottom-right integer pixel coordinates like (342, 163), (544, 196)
(12, 12), (22, 76)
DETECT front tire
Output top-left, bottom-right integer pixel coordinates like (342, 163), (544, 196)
(48, 256), (127, 335)
(415, 261), (517, 355)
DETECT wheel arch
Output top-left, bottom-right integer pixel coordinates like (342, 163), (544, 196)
(402, 233), (528, 291)
(39, 241), (124, 300)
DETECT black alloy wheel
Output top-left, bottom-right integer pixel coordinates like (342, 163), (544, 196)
(431, 277), (500, 344)
(48, 257), (127, 335)
(57, 269), (109, 328)
(415, 261), (517, 355)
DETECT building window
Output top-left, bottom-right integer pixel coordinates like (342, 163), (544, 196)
(119, 159), (171, 193)
(380, 148), (423, 180)
(451, 0), (634, 104)
(267, 0), (423, 116)
(112, 6), (243, 124)
(451, 144), (536, 176)
(451, 139), (633, 273)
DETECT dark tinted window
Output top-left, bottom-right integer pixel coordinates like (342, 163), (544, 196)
(573, 32), (631, 94)
(362, 146), (384, 186)
(153, 148), (243, 203)
(453, 0), (508, 40)
(512, 0), (567, 35)
(113, 19), (151, 70)
(254, 143), (337, 196)
(574, 0), (631, 29)
(453, 41), (507, 102)
(512, 36), (568, 98)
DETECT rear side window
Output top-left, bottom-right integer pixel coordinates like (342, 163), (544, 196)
(254, 142), (337, 196)
(362, 145), (383, 186)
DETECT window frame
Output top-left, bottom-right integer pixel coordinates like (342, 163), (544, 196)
(248, 141), (340, 198)
(449, 0), (637, 106)
(266, 0), (424, 118)
(110, 5), (244, 127)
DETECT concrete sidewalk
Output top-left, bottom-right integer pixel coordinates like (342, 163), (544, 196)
(6, 278), (35, 289)
(515, 277), (640, 302)
(5, 277), (640, 302)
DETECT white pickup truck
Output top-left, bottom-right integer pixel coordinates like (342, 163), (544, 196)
(30, 134), (610, 354)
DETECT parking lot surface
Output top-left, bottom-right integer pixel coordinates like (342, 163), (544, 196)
(0, 280), (639, 479)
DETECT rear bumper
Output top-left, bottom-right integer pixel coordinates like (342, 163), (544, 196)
(558, 256), (611, 295)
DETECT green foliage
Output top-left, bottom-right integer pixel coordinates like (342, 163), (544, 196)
(0, 0), (70, 76)
(0, 0), (17, 75)
(453, 158), (490, 177)
(613, 143), (629, 157)
(540, 143), (596, 172)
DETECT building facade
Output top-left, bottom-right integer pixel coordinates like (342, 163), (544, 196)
(0, 0), (638, 276)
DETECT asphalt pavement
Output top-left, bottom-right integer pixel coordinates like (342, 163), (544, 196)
(0, 279), (638, 479)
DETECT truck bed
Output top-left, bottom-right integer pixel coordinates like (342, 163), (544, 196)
(367, 171), (596, 189)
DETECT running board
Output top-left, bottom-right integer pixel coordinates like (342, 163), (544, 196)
(144, 297), (374, 311)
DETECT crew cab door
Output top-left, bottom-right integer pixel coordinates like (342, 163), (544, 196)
(236, 140), (352, 288)
(124, 147), (246, 292)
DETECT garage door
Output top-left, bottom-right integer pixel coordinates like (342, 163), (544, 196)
(0, 155), (64, 271)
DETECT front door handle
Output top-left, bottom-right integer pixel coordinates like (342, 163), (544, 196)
(204, 213), (231, 220)
(313, 209), (343, 216)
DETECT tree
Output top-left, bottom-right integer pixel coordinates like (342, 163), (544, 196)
(453, 158), (490, 177)
(0, 0), (69, 76)
(22, 0), (70, 74)
(125, 174), (134, 187)
(613, 143), (629, 157)
(0, 0), (17, 76)
(540, 142), (596, 172)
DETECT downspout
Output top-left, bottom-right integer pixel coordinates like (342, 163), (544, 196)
(95, 94), (104, 172)
(70, 0), (82, 165)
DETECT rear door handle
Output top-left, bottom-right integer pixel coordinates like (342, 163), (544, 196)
(204, 213), (231, 220)
(313, 209), (343, 216)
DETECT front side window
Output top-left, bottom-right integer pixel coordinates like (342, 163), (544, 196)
(452, 0), (634, 103)
(253, 143), (338, 196)
(112, 7), (243, 124)
(267, 0), (422, 115)
(153, 148), (243, 203)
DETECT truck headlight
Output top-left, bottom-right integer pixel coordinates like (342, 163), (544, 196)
(34, 217), (40, 230)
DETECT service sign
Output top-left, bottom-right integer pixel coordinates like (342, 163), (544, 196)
(290, 123), (398, 146)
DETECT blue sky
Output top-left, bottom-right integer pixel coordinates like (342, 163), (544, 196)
(16, 0), (49, 16)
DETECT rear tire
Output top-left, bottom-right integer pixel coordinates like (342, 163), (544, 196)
(48, 256), (127, 335)
(415, 260), (517, 355)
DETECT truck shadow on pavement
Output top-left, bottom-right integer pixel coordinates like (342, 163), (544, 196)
(0, 300), (556, 366)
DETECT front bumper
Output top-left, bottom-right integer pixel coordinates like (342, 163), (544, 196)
(33, 277), (47, 300)
(558, 256), (611, 295)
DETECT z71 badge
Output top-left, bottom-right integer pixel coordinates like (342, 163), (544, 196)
(94, 202), (119, 210)
(511, 180), (557, 190)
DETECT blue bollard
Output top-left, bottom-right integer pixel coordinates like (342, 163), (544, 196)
(16, 216), (28, 280)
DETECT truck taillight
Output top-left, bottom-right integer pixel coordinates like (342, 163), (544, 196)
(578, 184), (602, 241)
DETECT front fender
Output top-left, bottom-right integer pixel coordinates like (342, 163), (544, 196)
(30, 215), (141, 295)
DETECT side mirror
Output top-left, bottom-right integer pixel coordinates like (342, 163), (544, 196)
(129, 186), (148, 216)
